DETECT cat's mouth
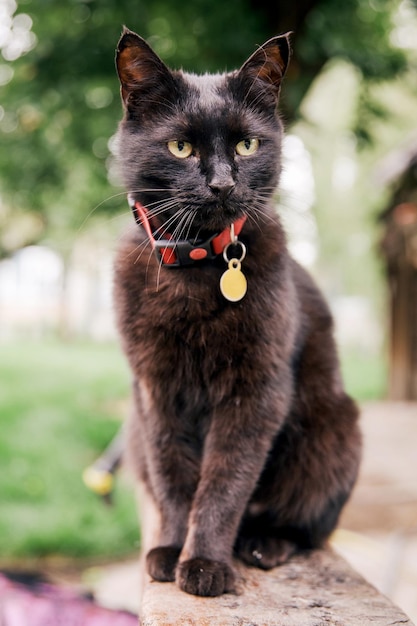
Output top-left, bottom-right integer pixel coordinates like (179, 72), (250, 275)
(176, 194), (246, 234)
(133, 196), (245, 236)
(135, 191), (247, 238)
(196, 204), (245, 233)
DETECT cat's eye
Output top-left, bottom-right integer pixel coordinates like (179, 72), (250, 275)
(167, 140), (193, 159)
(236, 138), (259, 156)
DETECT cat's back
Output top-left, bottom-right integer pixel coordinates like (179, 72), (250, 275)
(289, 258), (334, 333)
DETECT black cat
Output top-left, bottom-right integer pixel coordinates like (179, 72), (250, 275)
(113, 29), (361, 597)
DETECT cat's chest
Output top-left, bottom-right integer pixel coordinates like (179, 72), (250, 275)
(114, 229), (294, 371)
(121, 250), (245, 328)
(119, 262), (263, 365)
(139, 276), (250, 350)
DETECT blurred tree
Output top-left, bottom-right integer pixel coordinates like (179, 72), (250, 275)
(249, 0), (410, 120)
(0, 0), (414, 254)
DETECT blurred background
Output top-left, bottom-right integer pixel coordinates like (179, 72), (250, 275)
(0, 0), (416, 621)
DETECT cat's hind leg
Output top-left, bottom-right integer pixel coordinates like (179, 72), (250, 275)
(234, 530), (296, 570)
(234, 489), (347, 570)
(234, 339), (361, 571)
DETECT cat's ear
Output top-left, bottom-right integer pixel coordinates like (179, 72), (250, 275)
(237, 34), (291, 103)
(116, 28), (175, 112)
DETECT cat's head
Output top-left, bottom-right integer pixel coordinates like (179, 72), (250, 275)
(115, 29), (290, 235)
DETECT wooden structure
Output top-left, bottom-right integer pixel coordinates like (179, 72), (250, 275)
(139, 549), (414, 625)
(137, 492), (414, 625)
(380, 150), (417, 400)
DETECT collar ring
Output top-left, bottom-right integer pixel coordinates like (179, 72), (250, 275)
(223, 240), (247, 264)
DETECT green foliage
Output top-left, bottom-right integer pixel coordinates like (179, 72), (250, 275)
(300, 0), (406, 78)
(0, 0), (267, 255)
(0, 0), (414, 254)
(305, 0), (408, 131)
(0, 339), (139, 561)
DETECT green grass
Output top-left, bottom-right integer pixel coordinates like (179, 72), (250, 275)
(0, 337), (387, 564)
(0, 339), (139, 563)
(340, 345), (388, 402)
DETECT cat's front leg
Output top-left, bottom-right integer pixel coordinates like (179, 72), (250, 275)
(136, 483), (183, 596)
(176, 386), (290, 596)
(144, 482), (194, 583)
(130, 382), (201, 583)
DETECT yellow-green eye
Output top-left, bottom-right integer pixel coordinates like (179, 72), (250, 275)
(236, 138), (259, 156)
(167, 140), (193, 159)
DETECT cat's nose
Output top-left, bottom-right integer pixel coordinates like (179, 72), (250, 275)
(208, 176), (236, 199)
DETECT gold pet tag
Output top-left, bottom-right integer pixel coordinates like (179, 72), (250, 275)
(220, 259), (247, 302)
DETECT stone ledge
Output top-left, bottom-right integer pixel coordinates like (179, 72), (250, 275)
(139, 548), (414, 626)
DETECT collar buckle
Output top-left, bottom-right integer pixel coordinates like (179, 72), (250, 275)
(154, 235), (218, 267)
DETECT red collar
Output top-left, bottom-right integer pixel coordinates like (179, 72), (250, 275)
(132, 201), (247, 267)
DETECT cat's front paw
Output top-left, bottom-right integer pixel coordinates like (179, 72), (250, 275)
(146, 546), (181, 582)
(176, 558), (235, 597)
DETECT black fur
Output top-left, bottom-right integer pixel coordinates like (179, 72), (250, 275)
(113, 30), (361, 597)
